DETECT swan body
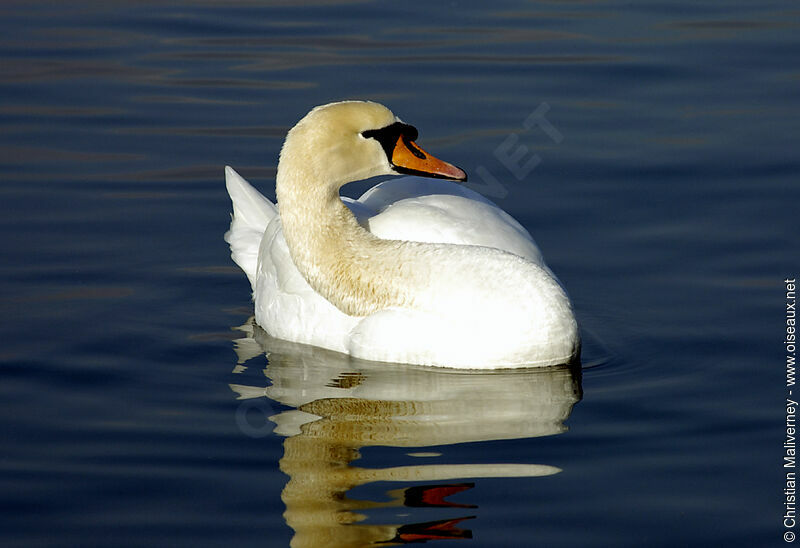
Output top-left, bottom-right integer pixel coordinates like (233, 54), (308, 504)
(225, 101), (579, 369)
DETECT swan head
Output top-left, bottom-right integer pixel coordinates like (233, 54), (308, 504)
(278, 101), (466, 190)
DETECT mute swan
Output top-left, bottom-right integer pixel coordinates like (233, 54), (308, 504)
(225, 100), (579, 369)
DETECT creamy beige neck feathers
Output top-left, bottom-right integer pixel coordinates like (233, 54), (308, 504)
(275, 101), (423, 317)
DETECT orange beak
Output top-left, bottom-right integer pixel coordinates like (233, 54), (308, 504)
(390, 135), (467, 182)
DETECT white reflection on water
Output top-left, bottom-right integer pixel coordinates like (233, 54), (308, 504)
(228, 318), (581, 546)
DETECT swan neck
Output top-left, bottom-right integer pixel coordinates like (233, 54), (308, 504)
(276, 158), (392, 316)
(276, 159), (356, 239)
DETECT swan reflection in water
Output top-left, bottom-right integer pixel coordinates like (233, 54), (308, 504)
(228, 318), (582, 547)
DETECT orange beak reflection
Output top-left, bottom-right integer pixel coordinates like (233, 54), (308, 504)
(390, 135), (467, 182)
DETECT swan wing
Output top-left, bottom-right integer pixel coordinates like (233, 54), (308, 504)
(359, 176), (497, 209)
(357, 176), (545, 266)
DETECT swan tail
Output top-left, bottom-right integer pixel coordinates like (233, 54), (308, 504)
(224, 166), (277, 290)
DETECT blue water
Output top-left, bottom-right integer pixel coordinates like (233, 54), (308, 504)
(1, 1), (798, 546)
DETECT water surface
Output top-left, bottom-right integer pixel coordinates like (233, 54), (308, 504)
(1, 1), (798, 546)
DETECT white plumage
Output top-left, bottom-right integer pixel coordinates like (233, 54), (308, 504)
(225, 101), (579, 368)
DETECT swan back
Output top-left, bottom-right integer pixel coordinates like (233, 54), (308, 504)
(360, 177), (546, 266)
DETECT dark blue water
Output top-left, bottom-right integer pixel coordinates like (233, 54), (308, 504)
(1, 1), (798, 546)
